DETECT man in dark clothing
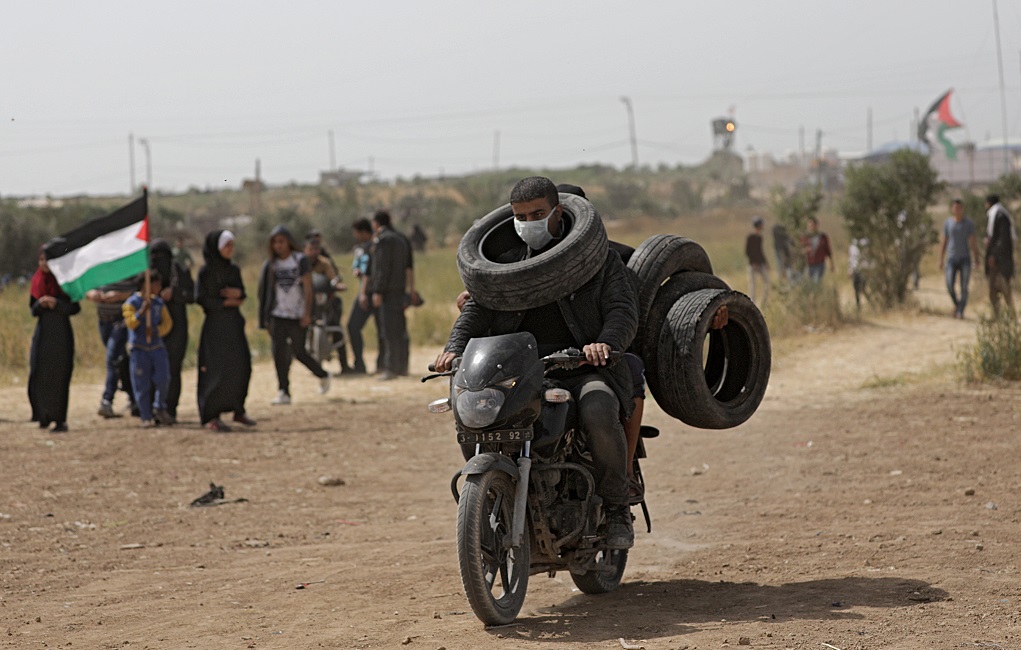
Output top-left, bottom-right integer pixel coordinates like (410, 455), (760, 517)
(746, 216), (770, 306)
(772, 224), (793, 282)
(434, 176), (638, 550)
(369, 211), (413, 380)
(984, 194), (1016, 316)
(348, 218), (376, 374)
(87, 279), (138, 417)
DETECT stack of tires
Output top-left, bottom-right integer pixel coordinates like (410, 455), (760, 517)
(456, 194), (771, 430)
(626, 234), (770, 429)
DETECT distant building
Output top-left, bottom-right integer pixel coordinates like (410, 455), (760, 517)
(320, 169), (367, 186)
(846, 139), (1020, 185)
(929, 139), (1021, 185)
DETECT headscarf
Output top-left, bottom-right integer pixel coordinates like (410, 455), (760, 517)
(150, 238), (174, 284)
(30, 268), (61, 300)
(219, 230), (236, 252)
(203, 230), (232, 268)
(31, 243), (63, 300)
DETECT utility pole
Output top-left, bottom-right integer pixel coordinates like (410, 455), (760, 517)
(993, 0), (1010, 174)
(620, 96), (639, 170)
(328, 130), (336, 171)
(128, 132), (136, 193)
(866, 108), (873, 153)
(493, 130), (500, 170)
(799, 124), (805, 168)
(815, 129), (823, 188)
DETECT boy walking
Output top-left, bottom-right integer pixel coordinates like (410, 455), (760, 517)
(122, 270), (174, 428)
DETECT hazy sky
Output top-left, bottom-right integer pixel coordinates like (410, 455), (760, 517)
(3, 0), (1021, 197)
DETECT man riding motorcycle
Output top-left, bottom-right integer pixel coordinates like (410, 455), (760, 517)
(433, 176), (638, 549)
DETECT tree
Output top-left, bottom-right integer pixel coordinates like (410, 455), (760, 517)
(840, 150), (944, 308)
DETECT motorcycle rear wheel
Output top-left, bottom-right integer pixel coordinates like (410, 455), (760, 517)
(570, 548), (628, 594)
(457, 470), (530, 625)
(305, 324), (329, 365)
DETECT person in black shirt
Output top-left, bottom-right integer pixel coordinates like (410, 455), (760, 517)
(150, 239), (195, 420)
(86, 278), (137, 418)
(745, 216), (770, 306)
(984, 194), (1016, 316)
(368, 211), (413, 380)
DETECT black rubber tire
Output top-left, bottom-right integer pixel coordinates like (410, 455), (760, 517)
(456, 193), (608, 311)
(639, 272), (731, 398)
(457, 470), (530, 626)
(627, 235), (714, 325)
(570, 549), (628, 594)
(654, 289), (771, 429)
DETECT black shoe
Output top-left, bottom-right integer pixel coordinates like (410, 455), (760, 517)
(154, 409), (175, 426)
(604, 505), (634, 550)
(129, 403), (141, 418)
(51, 422), (68, 433)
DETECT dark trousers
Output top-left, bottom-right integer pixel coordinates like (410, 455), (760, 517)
(347, 299), (377, 372)
(271, 317), (327, 394)
(130, 347), (170, 421)
(376, 293), (408, 375)
(99, 320), (134, 405)
(558, 372), (628, 507)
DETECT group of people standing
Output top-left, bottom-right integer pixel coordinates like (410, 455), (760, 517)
(743, 194), (1017, 319)
(743, 215), (835, 306)
(26, 212), (420, 434)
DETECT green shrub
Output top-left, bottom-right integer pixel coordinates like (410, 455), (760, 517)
(840, 150), (944, 308)
(959, 311), (1021, 381)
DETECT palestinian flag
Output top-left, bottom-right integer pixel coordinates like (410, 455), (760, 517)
(918, 89), (963, 159)
(44, 194), (149, 301)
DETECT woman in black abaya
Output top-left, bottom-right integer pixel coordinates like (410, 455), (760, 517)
(195, 230), (254, 432)
(150, 238), (194, 420)
(28, 248), (80, 433)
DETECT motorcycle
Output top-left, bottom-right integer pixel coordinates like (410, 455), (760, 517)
(423, 332), (656, 625)
(305, 272), (346, 365)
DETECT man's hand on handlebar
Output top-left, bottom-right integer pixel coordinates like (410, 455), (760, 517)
(434, 351), (457, 373)
(582, 342), (613, 367)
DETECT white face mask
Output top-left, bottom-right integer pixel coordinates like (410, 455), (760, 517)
(514, 206), (557, 249)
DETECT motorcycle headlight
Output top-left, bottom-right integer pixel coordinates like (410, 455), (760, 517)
(455, 388), (506, 429)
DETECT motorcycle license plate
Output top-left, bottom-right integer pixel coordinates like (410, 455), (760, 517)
(457, 429), (533, 444)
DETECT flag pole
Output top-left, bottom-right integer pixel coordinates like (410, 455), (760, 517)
(143, 187), (152, 343)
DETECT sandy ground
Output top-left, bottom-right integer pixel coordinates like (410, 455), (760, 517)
(2, 283), (1021, 649)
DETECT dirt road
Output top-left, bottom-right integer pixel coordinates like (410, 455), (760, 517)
(2, 305), (1020, 649)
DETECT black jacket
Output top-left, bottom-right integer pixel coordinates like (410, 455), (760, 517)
(368, 228), (412, 295)
(986, 206), (1015, 279)
(444, 249), (639, 417)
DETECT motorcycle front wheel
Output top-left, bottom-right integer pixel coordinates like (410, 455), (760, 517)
(457, 470), (530, 625)
(570, 548), (628, 594)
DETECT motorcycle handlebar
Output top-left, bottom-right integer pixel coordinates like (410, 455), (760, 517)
(423, 348), (622, 381)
